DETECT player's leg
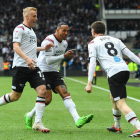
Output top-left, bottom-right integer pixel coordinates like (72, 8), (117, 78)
(94, 76), (97, 85)
(0, 90), (22, 105)
(107, 93), (122, 133)
(32, 85), (50, 133)
(108, 71), (140, 137)
(29, 69), (50, 133)
(0, 66), (24, 105)
(116, 98), (140, 137)
(26, 89), (52, 119)
(55, 85), (93, 128)
(25, 72), (52, 131)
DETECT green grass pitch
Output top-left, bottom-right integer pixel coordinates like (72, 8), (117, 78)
(0, 76), (139, 140)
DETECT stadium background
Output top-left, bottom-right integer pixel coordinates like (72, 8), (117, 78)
(0, 0), (140, 77)
(0, 1), (140, 140)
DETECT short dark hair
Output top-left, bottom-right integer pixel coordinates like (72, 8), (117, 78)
(91, 21), (105, 34)
(57, 22), (68, 28)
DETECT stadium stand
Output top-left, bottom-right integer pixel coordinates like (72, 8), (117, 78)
(0, 0), (99, 72)
(0, 0), (140, 74)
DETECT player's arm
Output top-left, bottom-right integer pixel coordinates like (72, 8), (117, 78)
(46, 49), (75, 65)
(85, 41), (96, 93)
(85, 56), (96, 93)
(13, 42), (28, 60)
(122, 48), (140, 65)
(41, 39), (64, 64)
(37, 43), (54, 52)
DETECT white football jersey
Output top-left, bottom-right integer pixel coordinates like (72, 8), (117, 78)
(37, 34), (68, 72)
(12, 24), (37, 68)
(88, 36), (129, 77)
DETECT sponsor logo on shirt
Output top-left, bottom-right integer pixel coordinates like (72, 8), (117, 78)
(30, 36), (36, 43)
(114, 56), (121, 62)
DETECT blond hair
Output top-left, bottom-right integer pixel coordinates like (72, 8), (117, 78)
(23, 7), (37, 18)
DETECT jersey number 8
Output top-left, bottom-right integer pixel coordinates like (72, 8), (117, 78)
(105, 42), (118, 56)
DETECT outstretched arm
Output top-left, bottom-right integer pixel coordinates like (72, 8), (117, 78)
(122, 48), (140, 65)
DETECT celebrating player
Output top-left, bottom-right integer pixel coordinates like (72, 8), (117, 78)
(85, 21), (140, 137)
(25, 22), (93, 131)
(0, 7), (54, 133)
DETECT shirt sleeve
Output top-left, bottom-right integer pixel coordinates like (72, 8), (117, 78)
(88, 57), (96, 82)
(41, 38), (54, 56)
(13, 27), (24, 43)
(88, 43), (97, 58)
(119, 40), (127, 50)
(122, 48), (140, 65)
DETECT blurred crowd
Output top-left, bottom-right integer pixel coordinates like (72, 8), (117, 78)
(107, 20), (140, 31)
(1, 0), (140, 72)
(104, 0), (140, 9)
(0, 0), (98, 70)
(132, 30), (140, 49)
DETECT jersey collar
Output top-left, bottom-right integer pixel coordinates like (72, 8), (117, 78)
(53, 34), (62, 43)
(22, 23), (32, 30)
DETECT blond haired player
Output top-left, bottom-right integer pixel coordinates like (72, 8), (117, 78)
(0, 7), (53, 133)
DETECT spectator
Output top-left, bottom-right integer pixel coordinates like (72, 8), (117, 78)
(3, 59), (10, 76)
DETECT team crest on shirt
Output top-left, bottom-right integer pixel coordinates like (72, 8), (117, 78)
(63, 45), (67, 48)
(14, 30), (19, 39)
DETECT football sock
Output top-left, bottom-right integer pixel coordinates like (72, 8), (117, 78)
(35, 96), (45, 123)
(113, 109), (121, 129)
(125, 111), (140, 129)
(27, 107), (36, 118)
(63, 96), (80, 122)
(0, 93), (11, 105)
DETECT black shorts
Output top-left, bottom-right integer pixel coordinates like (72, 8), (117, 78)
(43, 72), (66, 93)
(108, 71), (130, 101)
(12, 67), (46, 93)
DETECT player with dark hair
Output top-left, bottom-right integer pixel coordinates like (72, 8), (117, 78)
(85, 21), (140, 137)
(25, 22), (93, 131)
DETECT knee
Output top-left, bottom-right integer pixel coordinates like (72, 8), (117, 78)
(38, 86), (47, 97)
(116, 102), (122, 110)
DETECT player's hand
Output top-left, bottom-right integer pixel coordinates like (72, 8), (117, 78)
(85, 83), (92, 93)
(44, 43), (54, 50)
(25, 57), (37, 70)
(64, 49), (76, 58)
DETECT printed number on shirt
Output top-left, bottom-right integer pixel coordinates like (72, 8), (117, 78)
(105, 42), (118, 56)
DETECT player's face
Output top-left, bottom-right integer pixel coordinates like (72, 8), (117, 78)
(27, 10), (38, 28)
(58, 25), (69, 40)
